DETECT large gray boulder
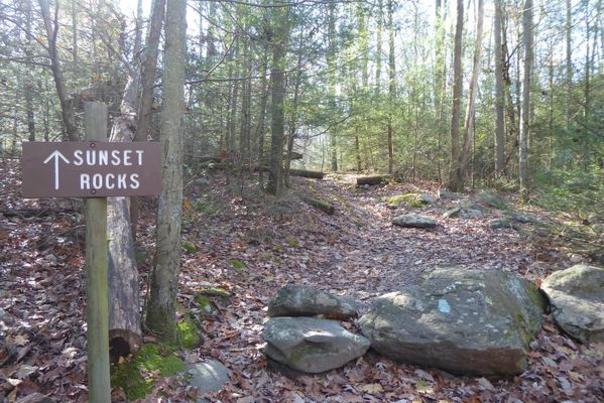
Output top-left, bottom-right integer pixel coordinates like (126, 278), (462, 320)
(359, 268), (545, 376)
(263, 317), (370, 373)
(541, 264), (604, 343)
(268, 285), (358, 319)
(392, 214), (437, 229)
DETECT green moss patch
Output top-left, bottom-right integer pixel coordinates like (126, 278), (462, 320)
(386, 193), (427, 208)
(230, 259), (247, 272)
(182, 240), (197, 253)
(111, 344), (185, 401)
(177, 316), (202, 349)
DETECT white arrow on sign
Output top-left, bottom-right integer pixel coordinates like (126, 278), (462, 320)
(43, 150), (70, 190)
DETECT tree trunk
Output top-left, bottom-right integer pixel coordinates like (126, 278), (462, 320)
(447, 0), (464, 191)
(38, 0), (77, 141)
(266, 2), (289, 195)
(454, 0), (484, 188)
(327, 2), (338, 172)
(146, 0), (186, 343)
(24, 0), (35, 142)
(256, 45), (270, 186)
(566, 0), (573, 128)
(107, 72), (143, 359)
(519, 0), (533, 200)
(375, 0), (383, 94)
(387, 0), (395, 174)
(131, 0), (165, 240)
(494, 0), (505, 175)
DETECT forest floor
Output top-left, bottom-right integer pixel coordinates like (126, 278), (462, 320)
(1, 161), (603, 402)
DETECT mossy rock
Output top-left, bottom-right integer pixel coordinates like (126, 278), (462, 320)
(111, 343), (185, 401)
(177, 315), (203, 349)
(386, 193), (432, 208)
(182, 240), (197, 253)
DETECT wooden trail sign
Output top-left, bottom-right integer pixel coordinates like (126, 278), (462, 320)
(22, 141), (161, 198)
(20, 102), (161, 402)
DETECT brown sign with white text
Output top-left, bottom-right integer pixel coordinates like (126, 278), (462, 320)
(22, 142), (161, 198)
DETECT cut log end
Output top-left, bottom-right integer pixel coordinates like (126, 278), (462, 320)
(109, 329), (142, 361)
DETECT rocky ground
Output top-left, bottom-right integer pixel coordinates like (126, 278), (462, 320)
(1, 162), (603, 402)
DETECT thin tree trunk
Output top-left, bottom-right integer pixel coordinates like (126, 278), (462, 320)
(256, 45), (270, 186)
(447, 0), (464, 191)
(519, 0), (533, 200)
(387, 0), (395, 174)
(108, 76), (142, 359)
(375, 0), (383, 94)
(327, 2), (338, 172)
(38, 0), (77, 141)
(566, 0), (573, 128)
(494, 0), (505, 175)
(24, 0), (35, 141)
(455, 0), (484, 187)
(146, 0), (187, 343)
(266, 2), (289, 195)
(131, 0), (165, 240)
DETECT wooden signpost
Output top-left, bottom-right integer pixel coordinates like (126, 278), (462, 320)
(21, 102), (161, 402)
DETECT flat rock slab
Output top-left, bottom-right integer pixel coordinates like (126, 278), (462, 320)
(541, 264), (604, 343)
(263, 317), (370, 373)
(268, 285), (359, 319)
(359, 267), (545, 376)
(187, 360), (230, 394)
(392, 214), (437, 229)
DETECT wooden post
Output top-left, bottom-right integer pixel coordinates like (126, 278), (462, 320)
(84, 102), (111, 402)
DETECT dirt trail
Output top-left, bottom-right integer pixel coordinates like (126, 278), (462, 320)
(1, 166), (602, 402)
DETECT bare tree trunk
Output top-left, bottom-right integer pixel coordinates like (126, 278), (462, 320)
(256, 45), (270, 186)
(38, 0), (77, 141)
(566, 0), (573, 128)
(327, 2), (338, 172)
(266, 2), (289, 195)
(454, 0), (484, 187)
(106, 66), (142, 357)
(447, 0), (464, 191)
(24, 0), (35, 141)
(387, 0), (395, 174)
(494, 0), (505, 175)
(146, 0), (187, 343)
(284, 28), (304, 187)
(519, 0), (533, 200)
(131, 0), (165, 240)
(136, 0), (165, 142)
(375, 0), (383, 94)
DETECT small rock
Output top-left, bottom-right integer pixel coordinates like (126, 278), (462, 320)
(268, 285), (359, 319)
(392, 214), (437, 229)
(541, 264), (604, 343)
(187, 360), (230, 394)
(263, 317), (370, 373)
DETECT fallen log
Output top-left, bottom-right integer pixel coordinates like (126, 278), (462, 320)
(299, 194), (335, 215)
(253, 166), (324, 179)
(356, 175), (391, 186)
(288, 169), (324, 179)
